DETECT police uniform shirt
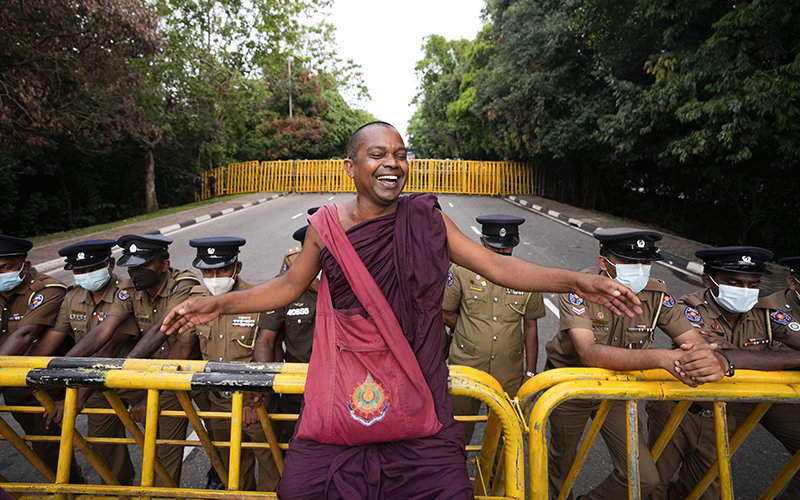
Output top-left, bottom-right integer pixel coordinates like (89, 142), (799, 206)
(51, 273), (140, 356)
(190, 278), (260, 363)
(258, 287), (317, 364)
(443, 263), (545, 380)
(679, 288), (799, 350)
(109, 267), (199, 358)
(1, 272), (67, 339)
(546, 266), (691, 369)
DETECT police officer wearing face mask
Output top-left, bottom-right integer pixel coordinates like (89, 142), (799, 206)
(110, 234), (201, 487)
(768, 256), (800, 326)
(544, 228), (726, 500)
(443, 214), (546, 443)
(651, 247), (800, 500)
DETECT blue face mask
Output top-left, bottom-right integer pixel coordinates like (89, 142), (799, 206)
(605, 258), (651, 295)
(709, 276), (759, 313)
(0, 269), (24, 292)
(74, 266), (111, 292)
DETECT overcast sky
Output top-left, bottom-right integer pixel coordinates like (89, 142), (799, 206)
(328, 0), (487, 143)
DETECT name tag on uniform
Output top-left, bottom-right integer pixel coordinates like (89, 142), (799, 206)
(69, 310), (87, 321)
(232, 316), (255, 327)
(9, 313), (23, 321)
(469, 285), (483, 292)
(136, 316), (151, 324)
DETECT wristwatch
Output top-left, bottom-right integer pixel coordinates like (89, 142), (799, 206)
(716, 350), (735, 377)
(525, 370), (537, 378)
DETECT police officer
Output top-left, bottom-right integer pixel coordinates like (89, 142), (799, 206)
(770, 256), (800, 322)
(111, 234), (201, 487)
(544, 228), (725, 500)
(649, 247), (800, 500)
(443, 215), (545, 442)
(258, 221), (319, 440)
(149, 237), (279, 491)
(0, 235), (83, 483)
(38, 239), (144, 485)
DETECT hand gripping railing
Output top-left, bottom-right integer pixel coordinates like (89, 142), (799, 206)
(0, 357), (524, 500)
(516, 368), (800, 500)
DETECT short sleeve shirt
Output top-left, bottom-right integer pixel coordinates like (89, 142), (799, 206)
(679, 289), (798, 350)
(52, 273), (140, 356)
(258, 287), (317, 363)
(191, 278), (262, 363)
(1, 272), (67, 341)
(546, 266), (691, 369)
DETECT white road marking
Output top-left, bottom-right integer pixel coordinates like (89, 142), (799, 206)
(544, 298), (560, 318)
(328, 195), (335, 200)
(184, 430), (198, 460)
(291, 212), (304, 219)
(448, 202), (454, 207)
(470, 226), (481, 235)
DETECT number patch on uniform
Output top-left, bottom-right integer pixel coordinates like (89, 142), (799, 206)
(287, 308), (310, 316)
(770, 309), (793, 326)
(446, 270), (454, 286)
(662, 293), (675, 308)
(684, 307), (702, 323)
(29, 293), (44, 310)
(569, 293), (584, 305)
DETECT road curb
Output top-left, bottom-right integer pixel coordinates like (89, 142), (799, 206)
(502, 194), (702, 276)
(32, 193), (287, 273)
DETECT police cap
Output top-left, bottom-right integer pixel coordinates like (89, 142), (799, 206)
(189, 237), (246, 270)
(0, 235), (33, 258)
(117, 234), (173, 267)
(696, 246), (773, 275)
(291, 207), (320, 245)
(58, 239), (116, 270)
(476, 214), (525, 249)
(593, 228), (663, 262)
(779, 256), (800, 278)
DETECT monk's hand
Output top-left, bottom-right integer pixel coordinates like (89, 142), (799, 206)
(160, 297), (221, 335)
(699, 330), (736, 350)
(674, 344), (726, 384)
(572, 274), (643, 318)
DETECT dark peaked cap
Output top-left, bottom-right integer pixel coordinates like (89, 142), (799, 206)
(779, 256), (800, 277)
(190, 237), (246, 269)
(0, 235), (33, 257)
(292, 207), (321, 245)
(593, 227), (663, 261)
(59, 239), (116, 270)
(696, 246), (773, 275)
(476, 214), (525, 249)
(117, 234), (173, 267)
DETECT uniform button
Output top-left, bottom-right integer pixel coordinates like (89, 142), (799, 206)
(614, 337), (618, 341)
(153, 309), (157, 313)
(474, 296), (478, 300)
(219, 335), (224, 339)
(219, 357), (223, 361)
(493, 297), (498, 303)
(493, 336), (497, 341)
(297, 319), (301, 323)
(240, 335), (245, 339)
(460, 344), (464, 349)
(93, 312), (97, 316)
(704, 301), (708, 305)
(493, 317), (498, 322)
(491, 355), (495, 360)
(161, 346), (165, 350)
(514, 301), (518, 305)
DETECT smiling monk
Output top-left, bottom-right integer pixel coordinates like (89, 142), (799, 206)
(160, 121), (643, 499)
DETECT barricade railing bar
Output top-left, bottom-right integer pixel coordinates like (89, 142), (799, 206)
(196, 159), (536, 198)
(516, 368), (800, 500)
(0, 358), (523, 500)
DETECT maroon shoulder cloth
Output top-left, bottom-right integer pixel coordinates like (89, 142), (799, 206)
(276, 193), (473, 500)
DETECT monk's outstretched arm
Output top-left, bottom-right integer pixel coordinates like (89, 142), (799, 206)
(442, 212), (642, 318)
(161, 227), (324, 335)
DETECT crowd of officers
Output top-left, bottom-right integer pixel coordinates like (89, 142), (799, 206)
(0, 211), (799, 499)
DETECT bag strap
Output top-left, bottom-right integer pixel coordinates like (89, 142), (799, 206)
(309, 205), (401, 324)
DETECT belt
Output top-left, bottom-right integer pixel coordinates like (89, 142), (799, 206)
(688, 402), (714, 418)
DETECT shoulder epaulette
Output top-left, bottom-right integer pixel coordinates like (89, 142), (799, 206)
(176, 275), (200, 283)
(285, 246), (301, 256)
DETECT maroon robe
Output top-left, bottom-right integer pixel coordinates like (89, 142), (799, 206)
(276, 194), (473, 499)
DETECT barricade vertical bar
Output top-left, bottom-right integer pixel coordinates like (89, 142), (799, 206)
(141, 388), (160, 500)
(714, 402), (733, 500)
(474, 411), (501, 496)
(650, 400), (691, 462)
(557, 400), (613, 500)
(175, 390), (229, 486)
(228, 392), (244, 491)
(0, 413), (56, 482)
(626, 400), (641, 500)
(256, 405), (285, 475)
(54, 388), (77, 500)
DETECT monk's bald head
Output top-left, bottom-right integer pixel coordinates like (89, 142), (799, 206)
(347, 122), (400, 164)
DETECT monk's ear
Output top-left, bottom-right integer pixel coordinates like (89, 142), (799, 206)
(343, 158), (355, 179)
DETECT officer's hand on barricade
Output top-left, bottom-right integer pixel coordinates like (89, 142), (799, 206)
(44, 399), (69, 430)
(129, 400), (154, 425)
(573, 274), (643, 319)
(699, 330), (736, 350)
(242, 405), (261, 428)
(674, 342), (726, 384)
(245, 392), (272, 409)
(161, 297), (222, 336)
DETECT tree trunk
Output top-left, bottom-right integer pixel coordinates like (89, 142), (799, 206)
(144, 147), (159, 213)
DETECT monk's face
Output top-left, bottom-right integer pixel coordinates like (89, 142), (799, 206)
(346, 126), (408, 205)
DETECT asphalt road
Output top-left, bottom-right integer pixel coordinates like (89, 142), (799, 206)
(0, 192), (789, 498)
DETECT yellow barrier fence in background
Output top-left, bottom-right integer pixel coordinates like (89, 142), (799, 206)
(0, 357), (524, 500)
(197, 159), (535, 198)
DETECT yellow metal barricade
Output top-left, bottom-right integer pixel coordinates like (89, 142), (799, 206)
(517, 368), (800, 500)
(0, 358), (523, 500)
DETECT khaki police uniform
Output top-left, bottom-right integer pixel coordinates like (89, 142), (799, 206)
(0, 272), (83, 483)
(647, 289), (800, 500)
(444, 262), (544, 441)
(111, 267), (201, 486)
(545, 267), (691, 500)
(51, 273), (144, 485)
(190, 277), (280, 491)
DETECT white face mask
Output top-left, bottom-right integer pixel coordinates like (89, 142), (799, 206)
(0, 269), (24, 292)
(605, 258), (651, 295)
(709, 276), (759, 313)
(74, 266), (111, 292)
(204, 274), (236, 296)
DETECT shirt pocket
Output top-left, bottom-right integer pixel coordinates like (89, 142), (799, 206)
(228, 326), (257, 362)
(501, 293), (525, 322)
(463, 288), (489, 317)
(196, 324), (212, 358)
